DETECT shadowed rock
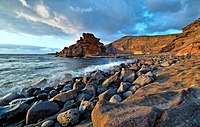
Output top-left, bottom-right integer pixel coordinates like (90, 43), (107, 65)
(92, 88), (200, 127)
(50, 89), (78, 103)
(26, 101), (60, 124)
(0, 93), (24, 106)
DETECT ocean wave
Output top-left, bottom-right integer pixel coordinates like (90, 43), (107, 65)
(0, 55), (135, 96)
(68, 59), (135, 76)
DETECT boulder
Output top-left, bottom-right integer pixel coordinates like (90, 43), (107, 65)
(120, 68), (132, 81)
(138, 65), (150, 74)
(109, 94), (122, 103)
(92, 100), (160, 127)
(81, 85), (96, 97)
(62, 83), (73, 92)
(132, 75), (154, 86)
(41, 120), (55, 127)
(129, 63), (139, 71)
(36, 93), (48, 101)
(129, 85), (140, 93)
(25, 88), (41, 97)
(117, 82), (129, 93)
(79, 100), (94, 118)
(98, 88), (116, 101)
(123, 91), (132, 99)
(64, 100), (75, 108)
(90, 69), (105, 81)
(26, 101), (60, 124)
(57, 108), (80, 126)
(33, 89), (42, 96)
(125, 71), (137, 83)
(73, 81), (86, 91)
(155, 88), (200, 127)
(161, 61), (172, 67)
(145, 71), (156, 78)
(0, 97), (33, 124)
(0, 92), (24, 106)
(49, 90), (58, 97)
(42, 86), (53, 93)
(97, 85), (107, 94)
(50, 89), (78, 103)
(92, 88), (200, 127)
(54, 85), (65, 92)
(76, 93), (93, 102)
(102, 72), (120, 87)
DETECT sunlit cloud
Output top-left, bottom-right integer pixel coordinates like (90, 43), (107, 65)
(18, 0), (31, 8)
(36, 4), (50, 18)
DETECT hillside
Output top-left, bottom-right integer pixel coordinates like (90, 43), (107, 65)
(110, 18), (200, 56)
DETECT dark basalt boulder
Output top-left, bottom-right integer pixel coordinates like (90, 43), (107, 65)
(26, 101), (60, 124)
(0, 97), (34, 124)
(0, 92), (25, 106)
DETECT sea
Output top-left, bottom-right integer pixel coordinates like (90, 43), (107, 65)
(0, 54), (134, 96)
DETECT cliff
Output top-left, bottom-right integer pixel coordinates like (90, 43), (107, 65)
(57, 33), (106, 57)
(110, 18), (200, 56)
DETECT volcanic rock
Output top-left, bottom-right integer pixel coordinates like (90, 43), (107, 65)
(26, 101), (60, 124)
(57, 108), (80, 126)
(57, 33), (106, 57)
(0, 92), (24, 106)
(50, 89), (78, 103)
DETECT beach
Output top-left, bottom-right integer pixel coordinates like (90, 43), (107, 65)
(0, 53), (199, 126)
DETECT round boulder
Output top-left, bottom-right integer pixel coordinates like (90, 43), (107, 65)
(26, 101), (60, 124)
(57, 108), (80, 126)
(109, 94), (122, 103)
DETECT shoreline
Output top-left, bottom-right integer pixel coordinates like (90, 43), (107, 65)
(0, 53), (199, 126)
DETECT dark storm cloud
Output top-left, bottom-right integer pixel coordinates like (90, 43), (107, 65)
(141, 0), (200, 34)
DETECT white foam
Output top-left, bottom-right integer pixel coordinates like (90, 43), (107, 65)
(69, 59), (135, 76)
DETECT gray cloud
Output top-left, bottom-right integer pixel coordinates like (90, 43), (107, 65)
(0, 44), (60, 54)
(0, 0), (200, 44)
(143, 0), (183, 13)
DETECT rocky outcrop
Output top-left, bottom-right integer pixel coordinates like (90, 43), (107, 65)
(160, 18), (200, 56)
(92, 88), (200, 127)
(57, 33), (106, 57)
(110, 18), (200, 56)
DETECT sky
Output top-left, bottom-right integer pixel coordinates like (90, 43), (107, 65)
(0, 0), (200, 54)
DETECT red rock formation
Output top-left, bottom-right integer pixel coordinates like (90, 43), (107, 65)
(57, 33), (106, 57)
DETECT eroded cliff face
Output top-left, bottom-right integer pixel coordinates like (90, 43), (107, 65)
(162, 18), (200, 56)
(110, 18), (200, 55)
(57, 33), (106, 57)
(110, 34), (178, 54)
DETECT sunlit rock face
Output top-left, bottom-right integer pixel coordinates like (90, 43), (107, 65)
(110, 18), (200, 56)
(57, 33), (106, 57)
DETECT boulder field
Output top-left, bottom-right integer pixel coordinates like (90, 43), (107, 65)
(0, 53), (199, 127)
